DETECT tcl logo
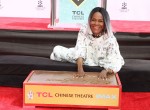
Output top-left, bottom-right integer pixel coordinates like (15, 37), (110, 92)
(36, 92), (53, 97)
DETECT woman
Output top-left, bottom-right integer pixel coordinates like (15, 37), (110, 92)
(50, 7), (124, 80)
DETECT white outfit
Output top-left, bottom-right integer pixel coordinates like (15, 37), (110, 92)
(50, 24), (125, 73)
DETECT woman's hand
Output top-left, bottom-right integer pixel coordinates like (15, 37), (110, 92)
(98, 69), (108, 80)
(74, 57), (85, 78)
(75, 69), (85, 78)
(98, 69), (114, 80)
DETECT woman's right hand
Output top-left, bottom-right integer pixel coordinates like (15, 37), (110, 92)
(75, 69), (85, 78)
(74, 57), (85, 78)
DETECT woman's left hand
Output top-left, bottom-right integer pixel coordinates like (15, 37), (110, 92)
(98, 69), (108, 80)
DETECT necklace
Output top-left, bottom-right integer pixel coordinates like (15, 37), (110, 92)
(92, 34), (102, 38)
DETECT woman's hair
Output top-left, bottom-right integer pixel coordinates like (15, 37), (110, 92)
(88, 7), (113, 36)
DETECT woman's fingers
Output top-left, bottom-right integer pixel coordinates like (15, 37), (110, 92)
(73, 72), (85, 78)
(98, 69), (108, 80)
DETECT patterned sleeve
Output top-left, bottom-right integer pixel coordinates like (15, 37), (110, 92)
(103, 38), (125, 73)
(74, 25), (87, 60)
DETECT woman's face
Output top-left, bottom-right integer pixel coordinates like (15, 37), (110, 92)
(90, 12), (104, 36)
